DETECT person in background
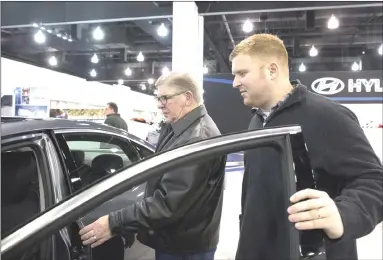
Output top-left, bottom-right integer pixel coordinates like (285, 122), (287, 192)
(104, 102), (128, 131)
(230, 33), (383, 260)
(79, 72), (227, 260)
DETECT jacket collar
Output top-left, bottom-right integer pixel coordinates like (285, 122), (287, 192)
(171, 105), (207, 136)
(251, 79), (307, 115)
(107, 113), (120, 117)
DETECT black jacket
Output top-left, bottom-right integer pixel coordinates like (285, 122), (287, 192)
(104, 113), (128, 131)
(109, 105), (226, 254)
(236, 82), (383, 260)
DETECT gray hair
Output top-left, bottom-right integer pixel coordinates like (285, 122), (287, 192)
(155, 72), (202, 104)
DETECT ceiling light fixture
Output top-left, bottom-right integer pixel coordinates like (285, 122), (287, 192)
(309, 45), (318, 57)
(157, 23), (169, 37)
(62, 35), (68, 40)
(137, 52), (144, 62)
(91, 54), (99, 64)
(162, 66), (170, 75)
(351, 62), (360, 72)
(47, 29), (53, 34)
(141, 83), (147, 90)
(57, 33), (62, 38)
(125, 67), (132, 76)
(118, 79), (124, 85)
(68, 37), (73, 42)
(48, 56), (58, 66)
(93, 26), (104, 41)
(32, 23), (39, 28)
(203, 66), (209, 74)
(90, 69), (97, 77)
(378, 44), (383, 55)
(299, 63), (306, 72)
(242, 19), (254, 33)
(148, 78), (154, 85)
(34, 30), (46, 44)
(327, 14), (339, 30)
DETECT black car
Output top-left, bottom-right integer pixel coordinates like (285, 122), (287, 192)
(1, 118), (322, 260)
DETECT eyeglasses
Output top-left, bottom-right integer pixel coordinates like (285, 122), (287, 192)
(155, 91), (186, 105)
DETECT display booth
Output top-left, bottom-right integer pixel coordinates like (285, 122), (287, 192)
(1, 57), (159, 138)
(203, 71), (383, 159)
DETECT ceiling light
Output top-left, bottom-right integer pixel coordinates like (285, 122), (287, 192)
(48, 56), (58, 66)
(47, 29), (53, 33)
(68, 37), (73, 42)
(362, 51), (365, 55)
(154, 89), (158, 95)
(40, 27), (46, 31)
(378, 44), (383, 55)
(32, 23), (39, 28)
(351, 62), (360, 72)
(90, 69), (97, 77)
(118, 79), (124, 85)
(299, 63), (306, 72)
(309, 45), (318, 57)
(62, 35), (68, 40)
(242, 19), (253, 33)
(91, 54), (99, 64)
(93, 26), (104, 40)
(125, 67), (132, 76)
(157, 23), (169, 37)
(57, 33), (62, 38)
(203, 66), (209, 74)
(34, 30), (46, 44)
(327, 14), (339, 30)
(162, 66), (170, 75)
(148, 78), (154, 85)
(141, 83), (147, 90)
(137, 52), (144, 62)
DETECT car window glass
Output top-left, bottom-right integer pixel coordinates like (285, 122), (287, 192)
(131, 142), (154, 158)
(61, 133), (140, 189)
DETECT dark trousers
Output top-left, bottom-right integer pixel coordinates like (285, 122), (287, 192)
(155, 248), (216, 260)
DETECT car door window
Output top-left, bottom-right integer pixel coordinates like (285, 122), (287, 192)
(1, 145), (45, 260)
(60, 133), (141, 189)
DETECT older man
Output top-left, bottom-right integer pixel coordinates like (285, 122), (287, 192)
(231, 33), (383, 260)
(79, 72), (226, 260)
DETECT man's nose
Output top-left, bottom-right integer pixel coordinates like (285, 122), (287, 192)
(233, 78), (241, 89)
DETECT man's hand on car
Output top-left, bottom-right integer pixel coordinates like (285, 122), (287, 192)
(79, 215), (113, 248)
(287, 188), (345, 240)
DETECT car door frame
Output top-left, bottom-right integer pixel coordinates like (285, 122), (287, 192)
(2, 125), (303, 260)
(1, 132), (65, 260)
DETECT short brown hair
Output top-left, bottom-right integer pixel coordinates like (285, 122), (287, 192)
(155, 72), (202, 104)
(230, 33), (289, 69)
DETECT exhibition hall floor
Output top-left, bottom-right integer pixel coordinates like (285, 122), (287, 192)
(215, 154), (383, 260)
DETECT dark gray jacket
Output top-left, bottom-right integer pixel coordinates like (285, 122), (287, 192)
(104, 113), (128, 131)
(109, 105), (227, 254)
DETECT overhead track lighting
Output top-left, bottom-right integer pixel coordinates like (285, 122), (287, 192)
(118, 79), (124, 85)
(125, 67), (132, 76)
(137, 52), (144, 62)
(299, 63), (306, 72)
(48, 56), (58, 66)
(34, 30), (46, 44)
(378, 44), (383, 55)
(327, 14), (339, 30)
(162, 66), (170, 75)
(351, 62), (360, 72)
(90, 69), (97, 77)
(309, 45), (318, 57)
(242, 19), (253, 33)
(32, 23), (39, 28)
(157, 23), (169, 37)
(91, 54), (99, 64)
(141, 83), (147, 90)
(93, 26), (104, 40)
(148, 78), (154, 85)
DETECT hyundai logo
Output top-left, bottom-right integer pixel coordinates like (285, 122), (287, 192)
(311, 77), (345, 95)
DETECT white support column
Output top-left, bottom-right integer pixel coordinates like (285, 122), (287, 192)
(172, 1), (204, 103)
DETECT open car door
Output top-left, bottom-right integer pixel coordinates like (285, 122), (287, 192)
(1, 125), (325, 260)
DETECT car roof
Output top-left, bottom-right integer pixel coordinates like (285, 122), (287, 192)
(1, 117), (155, 149)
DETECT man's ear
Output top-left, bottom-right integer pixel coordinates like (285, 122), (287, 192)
(268, 62), (279, 80)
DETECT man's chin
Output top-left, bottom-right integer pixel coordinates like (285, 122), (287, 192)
(243, 98), (254, 108)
